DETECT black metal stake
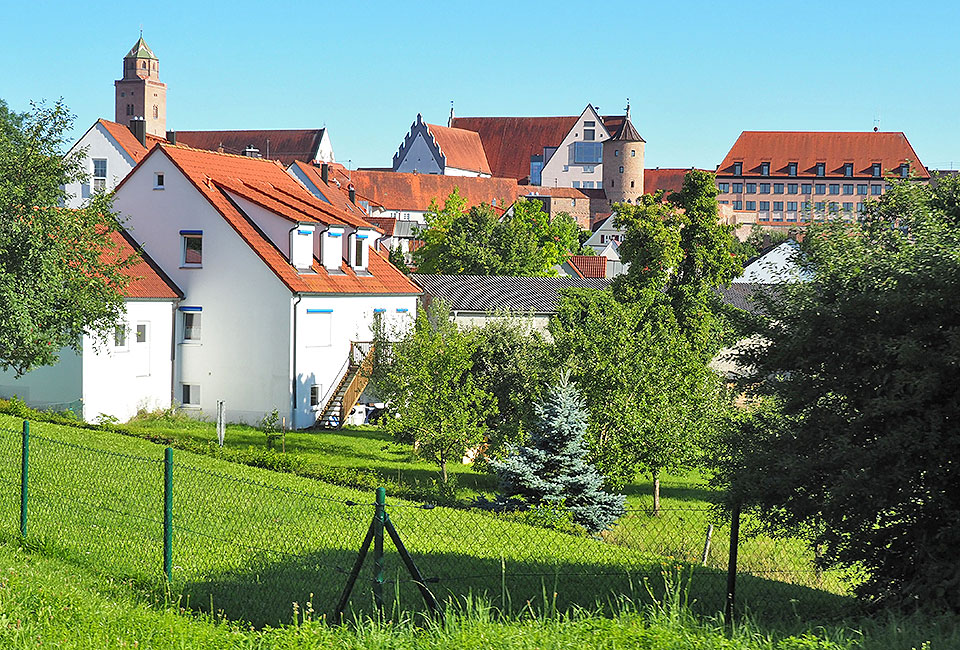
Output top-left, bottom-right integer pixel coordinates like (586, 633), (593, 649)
(724, 504), (741, 628)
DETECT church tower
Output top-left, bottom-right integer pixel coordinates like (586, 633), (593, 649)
(602, 103), (645, 204)
(114, 36), (166, 137)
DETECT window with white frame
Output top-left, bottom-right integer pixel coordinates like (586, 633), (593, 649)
(154, 173), (165, 189)
(181, 231), (202, 267)
(306, 309), (332, 347)
(181, 310), (201, 342)
(310, 385), (320, 409)
(181, 383), (200, 406)
(113, 324), (128, 349)
(92, 159), (107, 192)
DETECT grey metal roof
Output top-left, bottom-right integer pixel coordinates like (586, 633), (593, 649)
(715, 283), (779, 315)
(411, 274), (610, 314)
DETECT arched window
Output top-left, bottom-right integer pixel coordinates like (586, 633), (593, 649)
(153, 105), (159, 119)
(141, 61), (146, 69)
(619, 166), (624, 173)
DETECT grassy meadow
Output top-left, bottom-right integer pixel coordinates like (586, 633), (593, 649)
(0, 412), (850, 630)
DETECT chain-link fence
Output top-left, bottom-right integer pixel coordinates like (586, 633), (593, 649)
(0, 420), (853, 627)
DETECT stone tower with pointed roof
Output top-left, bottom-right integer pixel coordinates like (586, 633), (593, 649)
(114, 36), (166, 137)
(602, 103), (645, 204)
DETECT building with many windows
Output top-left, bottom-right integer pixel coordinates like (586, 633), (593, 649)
(715, 131), (930, 226)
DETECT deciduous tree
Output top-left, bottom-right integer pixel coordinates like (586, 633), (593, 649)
(551, 289), (722, 512)
(727, 178), (960, 610)
(373, 303), (495, 483)
(0, 99), (132, 375)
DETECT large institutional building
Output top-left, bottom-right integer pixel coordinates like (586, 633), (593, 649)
(715, 131), (930, 227)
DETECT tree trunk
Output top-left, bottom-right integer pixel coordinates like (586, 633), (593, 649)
(652, 469), (661, 516)
(440, 451), (448, 484)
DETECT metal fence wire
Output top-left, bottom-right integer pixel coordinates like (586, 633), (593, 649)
(1, 420), (853, 627)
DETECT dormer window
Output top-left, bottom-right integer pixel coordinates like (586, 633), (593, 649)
(322, 227), (344, 273)
(843, 163), (853, 177)
(872, 163), (881, 177)
(788, 162), (798, 177)
(900, 163), (910, 178)
(816, 163), (825, 177)
(733, 162), (742, 176)
(290, 224), (315, 271)
(760, 162), (770, 176)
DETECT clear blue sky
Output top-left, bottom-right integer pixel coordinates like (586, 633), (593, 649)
(4, 1), (959, 171)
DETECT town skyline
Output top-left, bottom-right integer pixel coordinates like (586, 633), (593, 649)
(5, 0), (960, 172)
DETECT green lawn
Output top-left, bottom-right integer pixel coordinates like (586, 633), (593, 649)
(0, 413), (851, 630)
(119, 410), (712, 509)
(0, 541), (914, 650)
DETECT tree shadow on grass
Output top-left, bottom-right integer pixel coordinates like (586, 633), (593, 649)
(177, 544), (853, 629)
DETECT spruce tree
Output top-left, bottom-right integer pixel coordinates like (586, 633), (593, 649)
(490, 378), (625, 532)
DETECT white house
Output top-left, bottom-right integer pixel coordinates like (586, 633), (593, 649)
(0, 230), (181, 422)
(584, 215), (626, 254)
(113, 143), (420, 429)
(62, 119), (157, 209)
(735, 240), (810, 283)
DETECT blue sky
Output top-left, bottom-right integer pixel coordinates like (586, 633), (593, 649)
(4, 1), (959, 171)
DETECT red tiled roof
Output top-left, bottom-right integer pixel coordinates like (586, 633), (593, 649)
(424, 124), (491, 175)
(97, 119), (149, 162)
(322, 167), (525, 213)
(96, 119), (169, 163)
(717, 131), (930, 179)
(567, 255), (607, 279)
(173, 129), (325, 166)
(521, 187), (590, 199)
(644, 168), (703, 195)
(288, 161), (380, 219)
(122, 144), (419, 295)
(364, 216), (396, 236)
(102, 229), (182, 299)
(451, 115), (625, 180)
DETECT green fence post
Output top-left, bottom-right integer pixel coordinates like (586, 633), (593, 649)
(20, 421), (29, 539)
(373, 487), (386, 614)
(163, 447), (173, 582)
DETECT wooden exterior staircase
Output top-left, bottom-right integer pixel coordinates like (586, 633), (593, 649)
(315, 341), (374, 430)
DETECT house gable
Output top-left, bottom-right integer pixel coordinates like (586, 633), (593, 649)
(393, 114), (445, 175)
(539, 104), (611, 190)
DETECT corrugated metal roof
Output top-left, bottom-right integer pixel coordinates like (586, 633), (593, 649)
(411, 274), (609, 314)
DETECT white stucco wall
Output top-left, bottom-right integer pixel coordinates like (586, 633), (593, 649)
(395, 133), (443, 175)
(114, 151), (293, 425)
(736, 240), (810, 283)
(314, 130), (335, 163)
(0, 347), (83, 412)
(81, 300), (176, 422)
(293, 294), (417, 429)
(444, 167), (487, 178)
(63, 122), (138, 209)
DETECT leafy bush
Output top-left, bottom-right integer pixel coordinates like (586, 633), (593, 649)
(728, 178), (960, 611)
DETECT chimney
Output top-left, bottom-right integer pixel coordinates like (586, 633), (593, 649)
(348, 184), (356, 204)
(128, 118), (146, 146)
(321, 163), (329, 185)
(166, 130), (177, 145)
